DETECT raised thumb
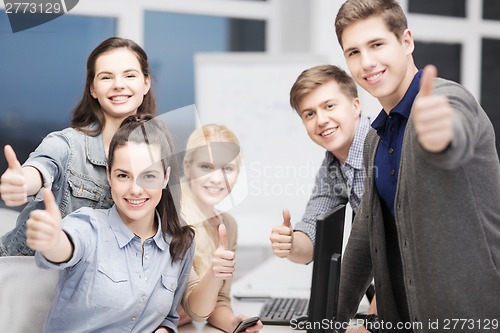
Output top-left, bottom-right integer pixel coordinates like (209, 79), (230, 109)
(282, 208), (291, 228)
(420, 64), (437, 97)
(4, 145), (22, 172)
(218, 223), (228, 249)
(43, 189), (61, 219)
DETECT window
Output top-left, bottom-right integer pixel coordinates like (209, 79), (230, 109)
(408, 0), (466, 18)
(0, 13), (115, 209)
(144, 12), (265, 146)
(483, 0), (500, 20)
(481, 38), (500, 154)
(413, 41), (461, 83)
(145, 12), (265, 113)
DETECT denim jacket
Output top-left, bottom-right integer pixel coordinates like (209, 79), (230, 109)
(0, 125), (113, 256)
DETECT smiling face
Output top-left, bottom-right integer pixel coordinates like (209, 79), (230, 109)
(341, 16), (417, 111)
(90, 48), (151, 124)
(298, 80), (361, 163)
(184, 146), (239, 213)
(108, 142), (168, 227)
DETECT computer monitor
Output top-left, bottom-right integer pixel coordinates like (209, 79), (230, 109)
(307, 204), (346, 333)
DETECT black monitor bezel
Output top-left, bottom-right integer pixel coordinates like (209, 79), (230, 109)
(307, 204), (346, 333)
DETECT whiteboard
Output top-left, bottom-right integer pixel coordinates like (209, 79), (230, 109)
(195, 53), (331, 246)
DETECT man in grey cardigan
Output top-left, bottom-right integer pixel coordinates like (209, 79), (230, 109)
(334, 0), (500, 332)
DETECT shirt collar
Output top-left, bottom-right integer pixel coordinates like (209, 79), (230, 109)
(372, 69), (423, 132)
(108, 205), (168, 251)
(326, 115), (370, 170)
(344, 116), (371, 170)
(84, 123), (107, 166)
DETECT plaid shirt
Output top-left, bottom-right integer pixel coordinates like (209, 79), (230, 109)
(294, 116), (370, 245)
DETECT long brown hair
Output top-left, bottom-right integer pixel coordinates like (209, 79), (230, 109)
(71, 37), (157, 136)
(108, 115), (193, 260)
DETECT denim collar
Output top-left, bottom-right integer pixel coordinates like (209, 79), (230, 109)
(108, 205), (168, 251)
(83, 123), (107, 166)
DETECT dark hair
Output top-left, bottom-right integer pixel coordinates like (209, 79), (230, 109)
(335, 0), (408, 49)
(290, 64), (358, 112)
(71, 37), (157, 136)
(108, 114), (194, 260)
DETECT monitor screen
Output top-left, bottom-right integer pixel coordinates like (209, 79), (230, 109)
(307, 204), (346, 333)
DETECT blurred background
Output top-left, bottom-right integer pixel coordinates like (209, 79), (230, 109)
(1, 1), (499, 269)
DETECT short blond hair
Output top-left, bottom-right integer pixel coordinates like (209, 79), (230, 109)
(290, 64), (358, 112)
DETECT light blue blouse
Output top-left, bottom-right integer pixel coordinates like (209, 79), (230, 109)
(35, 205), (194, 333)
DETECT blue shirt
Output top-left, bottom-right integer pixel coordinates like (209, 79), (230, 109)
(295, 116), (371, 244)
(35, 206), (194, 333)
(372, 70), (422, 216)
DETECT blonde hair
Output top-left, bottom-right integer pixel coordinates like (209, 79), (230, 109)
(181, 124), (241, 275)
(290, 64), (358, 112)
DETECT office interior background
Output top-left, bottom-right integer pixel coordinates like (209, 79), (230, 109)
(1, 0), (500, 269)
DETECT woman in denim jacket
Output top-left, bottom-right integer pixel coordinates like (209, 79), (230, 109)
(0, 37), (156, 256)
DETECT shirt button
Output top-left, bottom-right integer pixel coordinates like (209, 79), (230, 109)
(142, 295), (147, 301)
(388, 147), (394, 154)
(390, 169), (395, 176)
(145, 277), (148, 281)
(131, 316), (137, 321)
(145, 254), (149, 259)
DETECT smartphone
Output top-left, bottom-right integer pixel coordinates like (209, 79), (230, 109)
(232, 316), (260, 333)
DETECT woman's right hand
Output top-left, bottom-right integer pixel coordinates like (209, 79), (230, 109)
(26, 189), (63, 252)
(0, 145), (28, 206)
(212, 223), (235, 280)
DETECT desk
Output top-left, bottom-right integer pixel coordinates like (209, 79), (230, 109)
(180, 257), (310, 332)
(179, 257), (370, 332)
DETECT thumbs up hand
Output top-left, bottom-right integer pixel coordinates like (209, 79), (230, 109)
(212, 223), (235, 279)
(0, 145), (28, 206)
(412, 65), (454, 153)
(269, 208), (294, 258)
(26, 189), (63, 252)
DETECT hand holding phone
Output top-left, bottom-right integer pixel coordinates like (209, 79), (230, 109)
(232, 316), (260, 333)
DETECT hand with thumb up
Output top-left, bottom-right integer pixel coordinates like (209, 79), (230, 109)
(412, 65), (454, 153)
(212, 223), (235, 280)
(0, 145), (28, 206)
(269, 208), (293, 258)
(26, 189), (63, 253)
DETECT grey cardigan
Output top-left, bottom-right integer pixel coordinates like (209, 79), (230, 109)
(337, 78), (500, 332)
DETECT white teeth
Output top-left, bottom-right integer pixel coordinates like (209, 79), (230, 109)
(111, 96), (128, 101)
(366, 72), (383, 81)
(205, 187), (222, 193)
(127, 199), (146, 205)
(321, 128), (336, 136)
